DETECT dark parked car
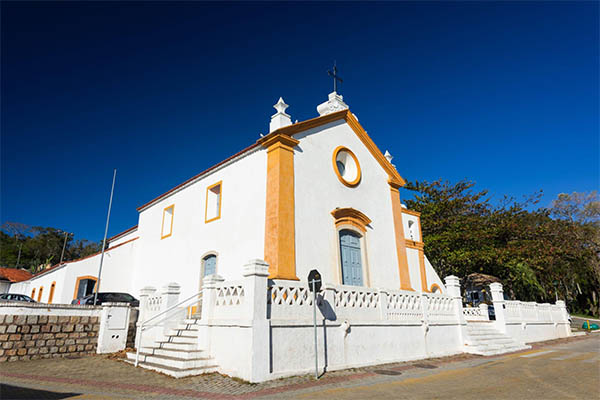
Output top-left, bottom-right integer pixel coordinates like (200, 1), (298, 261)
(71, 292), (139, 307)
(0, 293), (36, 302)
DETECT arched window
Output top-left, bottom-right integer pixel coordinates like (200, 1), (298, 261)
(48, 282), (56, 304)
(38, 287), (44, 302)
(430, 284), (442, 293)
(408, 220), (415, 240)
(202, 254), (217, 277)
(31, 288), (36, 299)
(339, 229), (363, 286)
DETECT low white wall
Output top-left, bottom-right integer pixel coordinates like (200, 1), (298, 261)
(490, 284), (572, 344)
(194, 269), (464, 382)
(500, 299), (571, 343)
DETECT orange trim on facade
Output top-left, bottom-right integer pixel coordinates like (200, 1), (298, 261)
(401, 209), (421, 217)
(161, 205), (175, 239)
(261, 133), (299, 280)
(332, 146), (361, 187)
(48, 282), (56, 304)
(418, 248), (428, 293)
(331, 208), (372, 233)
(430, 283), (442, 293)
(405, 239), (424, 250)
(73, 276), (97, 300)
(37, 286), (44, 302)
(390, 186), (413, 291)
(31, 288), (36, 299)
(261, 109), (406, 188)
(204, 181), (223, 223)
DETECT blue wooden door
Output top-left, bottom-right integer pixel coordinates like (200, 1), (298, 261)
(339, 230), (363, 286)
(203, 255), (216, 276)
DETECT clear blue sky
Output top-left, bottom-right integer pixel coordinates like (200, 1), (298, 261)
(2, 1), (598, 242)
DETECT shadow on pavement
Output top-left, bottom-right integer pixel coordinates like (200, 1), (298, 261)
(0, 383), (81, 399)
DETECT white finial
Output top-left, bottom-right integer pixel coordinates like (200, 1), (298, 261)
(316, 91), (349, 116)
(269, 97), (292, 133)
(274, 97), (289, 114)
(384, 150), (393, 163)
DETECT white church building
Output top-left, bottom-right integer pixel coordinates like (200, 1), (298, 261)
(9, 91), (571, 382)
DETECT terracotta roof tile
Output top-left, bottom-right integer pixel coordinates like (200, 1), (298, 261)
(0, 267), (33, 283)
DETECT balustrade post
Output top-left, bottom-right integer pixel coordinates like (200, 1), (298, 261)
(489, 282), (507, 333)
(420, 293), (430, 330)
(242, 259), (270, 382)
(554, 300), (568, 324)
(378, 288), (389, 320)
(479, 303), (489, 321)
(444, 276), (465, 325)
(197, 274), (224, 352)
(160, 282), (181, 335)
(136, 286), (156, 348)
(323, 285), (338, 319)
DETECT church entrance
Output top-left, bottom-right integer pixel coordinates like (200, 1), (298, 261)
(339, 230), (363, 286)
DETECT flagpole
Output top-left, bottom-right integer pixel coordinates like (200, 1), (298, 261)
(94, 169), (116, 305)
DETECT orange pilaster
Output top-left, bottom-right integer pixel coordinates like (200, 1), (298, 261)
(261, 133), (300, 280)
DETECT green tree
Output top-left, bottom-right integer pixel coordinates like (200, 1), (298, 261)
(404, 181), (599, 316)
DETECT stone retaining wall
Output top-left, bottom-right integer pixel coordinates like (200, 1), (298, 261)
(0, 302), (103, 362)
(0, 314), (100, 362)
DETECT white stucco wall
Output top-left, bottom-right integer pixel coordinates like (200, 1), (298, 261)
(131, 148), (267, 299)
(425, 256), (445, 293)
(108, 227), (138, 248)
(294, 119), (406, 290)
(10, 239), (137, 304)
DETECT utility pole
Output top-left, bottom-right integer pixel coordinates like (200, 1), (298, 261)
(94, 169), (117, 306)
(15, 243), (22, 268)
(59, 231), (71, 265)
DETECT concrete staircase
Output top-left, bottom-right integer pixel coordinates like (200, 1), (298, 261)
(126, 316), (217, 378)
(463, 321), (531, 356)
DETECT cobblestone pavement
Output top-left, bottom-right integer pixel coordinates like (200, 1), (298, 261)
(0, 335), (597, 399)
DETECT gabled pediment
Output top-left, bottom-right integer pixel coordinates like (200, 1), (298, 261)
(258, 109), (406, 188)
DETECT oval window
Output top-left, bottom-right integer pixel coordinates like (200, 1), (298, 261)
(333, 146), (361, 187)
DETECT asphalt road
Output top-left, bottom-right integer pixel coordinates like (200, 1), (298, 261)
(1, 335), (598, 399)
(279, 335), (600, 399)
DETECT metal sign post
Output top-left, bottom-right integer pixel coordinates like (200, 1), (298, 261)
(308, 269), (322, 379)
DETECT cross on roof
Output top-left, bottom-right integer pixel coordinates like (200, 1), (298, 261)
(328, 62), (343, 93)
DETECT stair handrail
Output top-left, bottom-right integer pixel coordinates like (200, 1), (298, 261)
(135, 289), (203, 367)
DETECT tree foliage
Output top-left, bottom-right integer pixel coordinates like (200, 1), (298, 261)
(404, 181), (599, 316)
(0, 223), (101, 273)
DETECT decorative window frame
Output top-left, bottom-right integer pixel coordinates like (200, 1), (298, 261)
(200, 251), (219, 282)
(31, 288), (36, 299)
(332, 146), (361, 187)
(73, 275), (97, 300)
(161, 204), (175, 239)
(205, 181), (223, 223)
(331, 208), (372, 287)
(37, 286), (44, 302)
(430, 283), (442, 293)
(48, 282), (56, 304)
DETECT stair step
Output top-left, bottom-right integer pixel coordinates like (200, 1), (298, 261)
(126, 359), (218, 378)
(168, 329), (200, 337)
(126, 352), (214, 369)
(161, 335), (198, 344)
(140, 347), (205, 359)
(154, 341), (197, 351)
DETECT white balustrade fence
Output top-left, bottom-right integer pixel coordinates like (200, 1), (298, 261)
(265, 280), (455, 325)
(503, 300), (567, 324)
(463, 304), (489, 321)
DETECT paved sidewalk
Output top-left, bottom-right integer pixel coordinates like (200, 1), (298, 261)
(0, 335), (597, 399)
